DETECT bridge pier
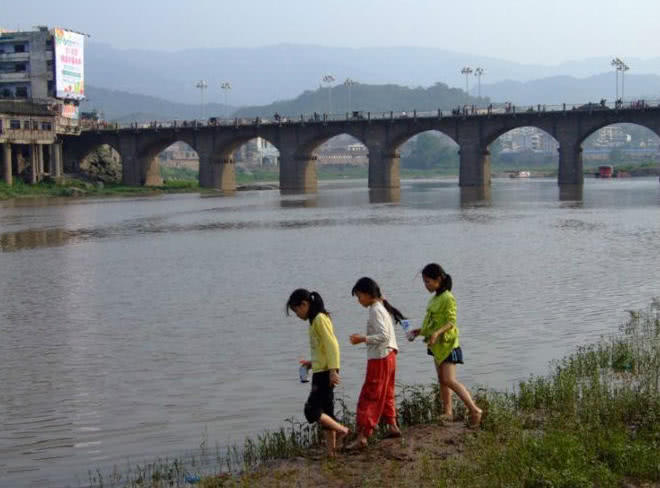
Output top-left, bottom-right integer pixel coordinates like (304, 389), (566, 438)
(144, 156), (163, 186)
(558, 143), (583, 185)
(368, 150), (400, 189)
(199, 155), (236, 191)
(458, 145), (490, 186)
(3, 142), (12, 185)
(279, 153), (317, 193)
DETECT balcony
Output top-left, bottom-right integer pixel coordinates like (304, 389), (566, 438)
(0, 72), (29, 82)
(0, 52), (30, 62)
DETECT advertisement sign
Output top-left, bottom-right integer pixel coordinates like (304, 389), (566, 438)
(53, 28), (85, 100)
(60, 104), (79, 120)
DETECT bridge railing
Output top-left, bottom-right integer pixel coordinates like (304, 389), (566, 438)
(80, 99), (660, 132)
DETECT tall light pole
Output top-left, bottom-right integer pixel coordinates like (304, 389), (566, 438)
(461, 66), (473, 94)
(195, 80), (208, 120)
(344, 78), (355, 115)
(620, 60), (629, 102)
(611, 58), (620, 101)
(322, 74), (335, 115)
(220, 81), (232, 118)
(474, 67), (485, 98)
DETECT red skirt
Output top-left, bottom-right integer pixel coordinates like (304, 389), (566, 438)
(356, 349), (397, 437)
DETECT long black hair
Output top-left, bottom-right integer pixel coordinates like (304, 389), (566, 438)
(351, 276), (406, 324)
(286, 288), (329, 324)
(421, 263), (453, 295)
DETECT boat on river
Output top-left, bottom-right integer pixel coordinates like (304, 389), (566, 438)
(509, 170), (531, 178)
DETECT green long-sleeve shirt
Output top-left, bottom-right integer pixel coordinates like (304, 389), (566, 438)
(309, 313), (341, 373)
(420, 291), (460, 363)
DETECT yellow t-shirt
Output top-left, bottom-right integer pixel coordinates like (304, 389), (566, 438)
(309, 313), (341, 373)
(420, 291), (460, 363)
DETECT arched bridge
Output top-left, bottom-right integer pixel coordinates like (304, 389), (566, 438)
(62, 103), (660, 193)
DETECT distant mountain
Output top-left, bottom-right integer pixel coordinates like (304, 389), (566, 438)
(82, 85), (233, 122)
(84, 42), (660, 106)
(478, 73), (660, 105)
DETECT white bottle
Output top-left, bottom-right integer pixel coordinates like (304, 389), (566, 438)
(400, 319), (415, 341)
(299, 364), (310, 383)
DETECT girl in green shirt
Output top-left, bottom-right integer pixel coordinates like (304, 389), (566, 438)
(410, 263), (483, 427)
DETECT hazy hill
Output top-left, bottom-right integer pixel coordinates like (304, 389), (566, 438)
(82, 85), (233, 122)
(85, 42), (660, 106)
(479, 73), (660, 105)
(233, 82), (486, 117)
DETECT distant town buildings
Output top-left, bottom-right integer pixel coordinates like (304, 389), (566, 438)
(1, 26), (85, 184)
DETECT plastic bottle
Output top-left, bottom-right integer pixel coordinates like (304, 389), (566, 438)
(400, 319), (415, 341)
(299, 364), (310, 383)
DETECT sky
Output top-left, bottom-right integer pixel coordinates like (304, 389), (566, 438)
(4, 0), (660, 65)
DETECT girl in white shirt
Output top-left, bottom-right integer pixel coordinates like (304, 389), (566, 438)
(348, 277), (405, 449)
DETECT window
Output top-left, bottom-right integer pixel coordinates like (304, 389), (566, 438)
(14, 44), (25, 53)
(15, 63), (27, 72)
(41, 122), (52, 131)
(32, 120), (39, 130)
(15, 86), (27, 97)
(10, 119), (21, 129)
(23, 120), (30, 130)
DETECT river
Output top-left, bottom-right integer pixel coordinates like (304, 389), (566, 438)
(1, 177), (659, 487)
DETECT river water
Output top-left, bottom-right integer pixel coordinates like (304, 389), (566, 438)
(1, 177), (659, 487)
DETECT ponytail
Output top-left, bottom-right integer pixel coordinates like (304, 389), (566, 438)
(286, 288), (329, 324)
(421, 263), (453, 295)
(382, 299), (406, 324)
(351, 276), (407, 324)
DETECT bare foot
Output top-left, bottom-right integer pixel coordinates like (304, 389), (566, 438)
(336, 428), (350, 450)
(469, 408), (483, 428)
(438, 413), (454, 422)
(345, 437), (367, 451)
(384, 425), (402, 438)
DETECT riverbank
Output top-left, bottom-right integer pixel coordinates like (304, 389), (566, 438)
(85, 301), (660, 488)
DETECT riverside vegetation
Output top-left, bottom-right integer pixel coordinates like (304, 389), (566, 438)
(84, 300), (660, 488)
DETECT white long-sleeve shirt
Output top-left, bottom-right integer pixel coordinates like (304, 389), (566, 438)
(364, 301), (399, 359)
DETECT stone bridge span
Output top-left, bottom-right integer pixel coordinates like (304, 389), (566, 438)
(62, 106), (660, 192)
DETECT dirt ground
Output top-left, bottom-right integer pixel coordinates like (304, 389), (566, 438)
(232, 421), (473, 488)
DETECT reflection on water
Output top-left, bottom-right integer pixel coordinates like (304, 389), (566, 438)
(369, 187), (400, 204)
(460, 186), (492, 207)
(1, 178), (660, 488)
(559, 184), (584, 204)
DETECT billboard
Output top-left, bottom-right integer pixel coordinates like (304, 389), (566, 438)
(53, 28), (85, 100)
(60, 103), (79, 120)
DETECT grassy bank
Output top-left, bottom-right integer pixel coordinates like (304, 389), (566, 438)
(0, 178), (200, 200)
(84, 300), (660, 488)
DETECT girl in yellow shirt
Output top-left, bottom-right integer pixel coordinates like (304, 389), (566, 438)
(410, 263), (483, 427)
(286, 288), (350, 457)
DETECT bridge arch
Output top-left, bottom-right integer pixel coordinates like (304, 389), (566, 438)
(137, 135), (200, 186)
(78, 143), (123, 183)
(487, 126), (559, 176)
(397, 130), (459, 175)
(580, 122), (660, 174)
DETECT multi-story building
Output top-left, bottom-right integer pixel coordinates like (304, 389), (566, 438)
(1, 26), (84, 185)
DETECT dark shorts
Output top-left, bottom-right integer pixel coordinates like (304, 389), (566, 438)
(304, 371), (335, 424)
(428, 346), (464, 364)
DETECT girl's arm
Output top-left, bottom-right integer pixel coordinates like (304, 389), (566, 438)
(429, 322), (455, 345)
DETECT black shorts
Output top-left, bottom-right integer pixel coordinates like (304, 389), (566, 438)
(428, 346), (464, 364)
(304, 371), (335, 424)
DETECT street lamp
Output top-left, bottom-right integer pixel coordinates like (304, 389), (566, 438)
(344, 78), (356, 116)
(611, 58), (620, 101)
(620, 60), (630, 102)
(474, 67), (485, 98)
(220, 81), (232, 118)
(195, 80), (208, 120)
(461, 66), (473, 94)
(322, 74), (335, 115)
